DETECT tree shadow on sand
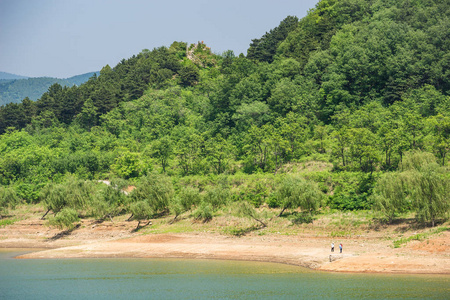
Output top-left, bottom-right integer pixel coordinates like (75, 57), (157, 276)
(47, 224), (81, 241)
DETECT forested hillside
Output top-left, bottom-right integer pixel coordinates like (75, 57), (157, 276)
(0, 72), (28, 80)
(0, 0), (448, 230)
(0, 72), (99, 105)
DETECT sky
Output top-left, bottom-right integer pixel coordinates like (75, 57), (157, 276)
(0, 0), (319, 78)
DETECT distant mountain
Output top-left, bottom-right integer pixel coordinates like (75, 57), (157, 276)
(0, 71), (99, 106)
(0, 72), (29, 80)
(64, 72), (99, 86)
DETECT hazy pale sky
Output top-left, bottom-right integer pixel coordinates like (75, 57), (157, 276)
(0, 0), (319, 78)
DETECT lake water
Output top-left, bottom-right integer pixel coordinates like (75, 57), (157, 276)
(0, 249), (448, 299)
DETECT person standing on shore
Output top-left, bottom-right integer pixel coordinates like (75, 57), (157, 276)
(331, 242), (334, 252)
(339, 243), (343, 253)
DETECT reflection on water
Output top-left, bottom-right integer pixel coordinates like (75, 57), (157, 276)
(0, 249), (448, 299)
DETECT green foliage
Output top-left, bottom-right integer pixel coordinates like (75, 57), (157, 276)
(48, 207), (80, 230)
(328, 173), (376, 211)
(328, 192), (371, 211)
(75, 98), (98, 129)
(90, 179), (128, 220)
(0, 0), (449, 225)
(177, 187), (201, 210)
(130, 172), (174, 217)
(290, 212), (314, 224)
(0, 73), (97, 105)
(223, 226), (253, 237)
(192, 202), (213, 222)
(0, 186), (20, 217)
(129, 201), (152, 224)
(40, 176), (96, 218)
(276, 176), (323, 217)
(14, 182), (42, 203)
(237, 182), (268, 207)
(371, 172), (408, 223)
(0, 218), (16, 226)
(247, 16), (299, 63)
(266, 193), (281, 208)
(112, 150), (146, 179)
(402, 151), (450, 226)
(152, 136), (173, 173)
(179, 64), (200, 87)
(203, 185), (230, 210)
(393, 227), (449, 248)
(40, 184), (68, 216)
(169, 187), (201, 221)
(235, 201), (267, 227)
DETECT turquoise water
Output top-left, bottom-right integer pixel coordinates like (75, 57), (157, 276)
(0, 249), (448, 299)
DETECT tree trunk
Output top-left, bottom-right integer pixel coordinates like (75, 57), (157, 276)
(385, 149), (388, 166)
(41, 209), (51, 220)
(169, 214), (179, 225)
(278, 207), (287, 217)
(251, 216), (267, 228)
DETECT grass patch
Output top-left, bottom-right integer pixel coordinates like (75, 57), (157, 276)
(290, 213), (314, 225)
(393, 227), (449, 248)
(0, 218), (17, 227)
(223, 225), (260, 237)
(329, 231), (353, 237)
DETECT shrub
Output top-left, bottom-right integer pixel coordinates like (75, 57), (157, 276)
(130, 172), (174, 216)
(169, 187), (201, 222)
(276, 176), (323, 217)
(235, 201), (267, 227)
(203, 186), (230, 210)
(291, 212), (314, 224)
(0, 187), (20, 217)
(192, 202), (213, 222)
(371, 172), (408, 223)
(90, 179), (128, 220)
(48, 207), (80, 230)
(129, 201), (153, 228)
(40, 176), (97, 219)
(266, 193), (281, 208)
(14, 182), (42, 203)
(328, 192), (373, 211)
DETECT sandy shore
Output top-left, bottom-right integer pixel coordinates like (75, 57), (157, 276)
(2, 218), (449, 274)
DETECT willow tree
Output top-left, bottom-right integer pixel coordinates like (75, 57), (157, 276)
(0, 187), (20, 219)
(40, 176), (96, 220)
(402, 151), (450, 227)
(48, 208), (80, 230)
(236, 201), (267, 228)
(372, 172), (408, 224)
(169, 187), (201, 223)
(276, 176), (323, 217)
(128, 173), (174, 227)
(40, 184), (67, 219)
(90, 179), (128, 222)
(129, 201), (153, 229)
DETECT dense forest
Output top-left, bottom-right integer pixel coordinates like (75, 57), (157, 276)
(0, 72), (98, 106)
(0, 0), (448, 230)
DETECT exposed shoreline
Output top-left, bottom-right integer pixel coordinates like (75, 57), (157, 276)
(4, 232), (449, 275)
(2, 218), (449, 275)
